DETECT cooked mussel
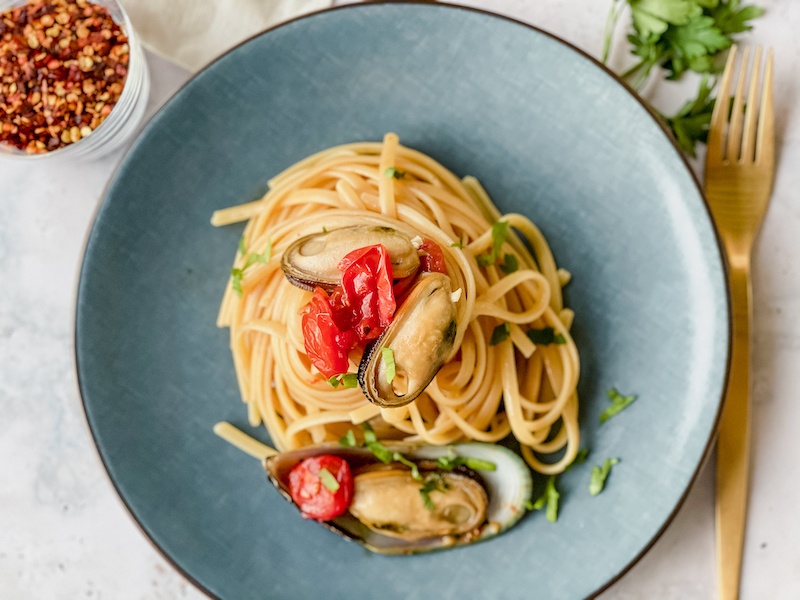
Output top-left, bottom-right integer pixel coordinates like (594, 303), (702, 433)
(264, 442), (532, 554)
(358, 273), (457, 408)
(281, 224), (420, 291)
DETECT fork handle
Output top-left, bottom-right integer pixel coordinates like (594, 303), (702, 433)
(716, 266), (753, 600)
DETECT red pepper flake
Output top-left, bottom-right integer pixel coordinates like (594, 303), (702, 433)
(0, 0), (129, 154)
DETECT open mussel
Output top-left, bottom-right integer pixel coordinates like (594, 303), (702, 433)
(358, 273), (457, 408)
(281, 224), (420, 291)
(264, 441), (532, 555)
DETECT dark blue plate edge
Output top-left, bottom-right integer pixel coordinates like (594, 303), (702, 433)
(70, 2), (733, 599)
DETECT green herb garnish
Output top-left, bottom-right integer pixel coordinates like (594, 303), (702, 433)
(339, 430), (357, 447)
(451, 238), (465, 249)
(244, 238), (272, 268)
(499, 253), (519, 274)
(230, 267), (244, 297)
(230, 238), (272, 296)
(436, 449), (496, 472)
(385, 167), (405, 179)
(381, 348), (396, 384)
(490, 322), (511, 346)
(600, 387), (637, 423)
(476, 220), (510, 267)
(603, 0), (765, 156)
(565, 447), (590, 472)
(328, 373), (358, 389)
(362, 422), (393, 464)
(589, 458), (620, 496)
(526, 327), (566, 346)
(392, 453), (421, 481)
(530, 476), (560, 522)
(419, 473), (446, 511)
(318, 467), (340, 493)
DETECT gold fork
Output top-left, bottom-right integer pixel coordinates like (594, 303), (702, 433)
(705, 44), (775, 600)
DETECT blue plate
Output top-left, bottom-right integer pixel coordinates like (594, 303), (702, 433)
(75, 3), (729, 598)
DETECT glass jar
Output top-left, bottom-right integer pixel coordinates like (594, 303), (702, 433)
(0, 0), (150, 160)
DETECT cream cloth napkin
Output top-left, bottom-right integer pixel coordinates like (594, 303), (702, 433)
(120, 0), (334, 72)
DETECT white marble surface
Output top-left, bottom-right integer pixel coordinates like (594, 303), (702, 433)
(1, 1), (798, 598)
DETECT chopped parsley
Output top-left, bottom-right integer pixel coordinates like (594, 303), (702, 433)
(526, 327), (566, 346)
(436, 449), (496, 472)
(381, 348), (396, 384)
(230, 237), (272, 297)
(565, 447), (590, 472)
(499, 253), (519, 274)
(490, 322), (511, 346)
(385, 167), (405, 179)
(318, 467), (340, 493)
(339, 430), (357, 447)
(362, 422), (393, 464)
(451, 238), (465, 249)
(600, 388), (637, 423)
(530, 475), (560, 522)
(589, 458), (620, 496)
(476, 220), (510, 267)
(419, 473), (446, 511)
(327, 373), (358, 389)
(392, 453), (421, 481)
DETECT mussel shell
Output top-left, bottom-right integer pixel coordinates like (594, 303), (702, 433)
(264, 442), (533, 555)
(281, 224), (420, 291)
(358, 273), (457, 408)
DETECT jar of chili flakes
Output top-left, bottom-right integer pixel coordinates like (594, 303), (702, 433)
(0, 0), (149, 158)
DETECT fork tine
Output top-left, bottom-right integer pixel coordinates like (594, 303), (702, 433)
(756, 48), (774, 165)
(740, 47), (763, 163)
(708, 45), (738, 162)
(726, 46), (750, 161)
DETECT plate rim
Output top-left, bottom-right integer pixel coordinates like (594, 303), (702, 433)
(72, 2), (733, 598)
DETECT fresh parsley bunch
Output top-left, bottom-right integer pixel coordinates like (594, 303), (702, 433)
(604, 0), (765, 156)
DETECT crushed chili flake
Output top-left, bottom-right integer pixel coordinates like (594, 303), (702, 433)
(0, 0), (129, 154)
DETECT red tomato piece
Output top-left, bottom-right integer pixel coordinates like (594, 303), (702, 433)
(287, 455), (354, 521)
(418, 238), (448, 274)
(338, 244), (396, 341)
(301, 288), (358, 379)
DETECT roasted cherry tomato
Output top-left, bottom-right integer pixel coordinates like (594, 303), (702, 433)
(301, 288), (358, 379)
(287, 455), (354, 521)
(418, 238), (448, 274)
(338, 244), (396, 341)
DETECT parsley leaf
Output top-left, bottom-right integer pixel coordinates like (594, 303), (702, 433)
(361, 422), (393, 464)
(339, 430), (357, 447)
(662, 75), (716, 156)
(490, 323), (511, 346)
(318, 467), (340, 493)
(381, 348), (396, 385)
(606, 0), (765, 156)
(589, 458), (620, 496)
(476, 220), (510, 267)
(385, 167), (405, 179)
(500, 253), (519, 274)
(231, 238), (272, 296)
(600, 388), (637, 423)
(436, 449), (496, 472)
(526, 327), (566, 346)
(392, 452), (421, 480)
(565, 447), (590, 472)
(530, 476), (560, 522)
(451, 238), (465, 249)
(230, 267), (244, 297)
(328, 373), (359, 389)
(419, 473), (446, 511)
